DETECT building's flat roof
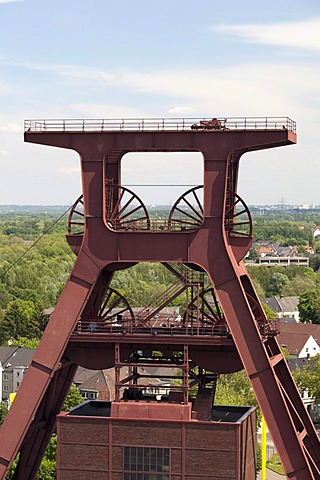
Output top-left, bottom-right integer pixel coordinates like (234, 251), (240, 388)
(67, 400), (254, 424)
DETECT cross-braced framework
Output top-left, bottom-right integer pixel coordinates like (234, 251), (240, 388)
(0, 117), (319, 480)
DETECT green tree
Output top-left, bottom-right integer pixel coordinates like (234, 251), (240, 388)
(62, 384), (83, 411)
(309, 255), (320, 272)
(247, 247), (259, 260)
(9, 336), (40, 349)
(293, 354), (320, 402)
(5, 456), (19, 479)
(256, 442), (262, 475)
(6, 438), (57, 480)
(36, 457), (56, 480)
(265, 272), (289, 297)
(44, 436), (57, 462)
(261, 302), (277, 320)
(0, 403), (8, 426)
(215, 370), (259, 420)
(281, 275), (316, 296)
(36, 437), (57, 480)
(298, 288), (320, 324)
(0, 284), (12, 309)
(1, 299), (41, 341)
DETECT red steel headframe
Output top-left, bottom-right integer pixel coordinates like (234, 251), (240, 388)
(0, 117), (319, 479)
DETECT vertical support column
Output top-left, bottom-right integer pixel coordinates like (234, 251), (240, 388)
(181, 422), (186, 479)
(105, 149), (123, 217)
(115, 343), (121, 402)
(81, 156), (104, 219)
(183, 344), (189, 405)
(195, 280), (200, 336)
(108, 420), (113, 480)
(105, 149), (122, 184)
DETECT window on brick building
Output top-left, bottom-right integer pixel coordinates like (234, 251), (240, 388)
(123, 446), (170, 479)
(81, 391), (98, 400)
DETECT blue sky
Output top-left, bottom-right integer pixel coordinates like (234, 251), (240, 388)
(1, 0), (320, 206)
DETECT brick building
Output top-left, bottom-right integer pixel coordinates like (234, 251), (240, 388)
(57, 399), (257, 480)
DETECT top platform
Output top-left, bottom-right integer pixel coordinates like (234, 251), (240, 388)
(24, 116), (296, 134)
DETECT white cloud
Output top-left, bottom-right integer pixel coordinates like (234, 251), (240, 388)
(0, 123), (22, 132)
(214, 18), (320, 51)
(168, 106), (194, 114)
(56, 166), (80, 175)
(7, 61), (118, 85)
(7, 59), (320, 118)
(71, 103), (146, 118)
(100, 63), (320, 139)
(22, 60), (319, 141)
(4, 57), (320, 143)
(0, 0), (24, 3)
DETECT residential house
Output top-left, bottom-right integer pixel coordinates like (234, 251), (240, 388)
(255, 245), (274, 257)
(313, 226), (320, 239)
(272, 244), (297, 257)
(73, 367), (115, 401)
(251, 241), (310, 267)
(261, 296), (300, 322)
(302, 245), (314, 255)
(73, 365), (172, 402)
(0, 347), (35, 402)
(277, 331), (320, 360)
(0, 347), (172, 406)
(255, 256), (309, 266)
(278, 320), (320, 352)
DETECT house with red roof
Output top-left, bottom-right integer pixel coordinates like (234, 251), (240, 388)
(277, 320), (320, 360)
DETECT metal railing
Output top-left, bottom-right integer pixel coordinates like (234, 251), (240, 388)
(74, 314), (279, 338)
(24, 117), (296, 134)
(74, 319), (230, 337)
(107, 217), (201, 232)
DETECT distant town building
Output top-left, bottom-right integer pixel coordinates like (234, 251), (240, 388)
(278, 320), (320, 351)
(255, 256), (309, 267)
(261, 296), (300, 322)
(279, 332), (319, 360)
(277, 320), (320, 422)
(0, 347), (35, 401)
(313, 226), (320, 239)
